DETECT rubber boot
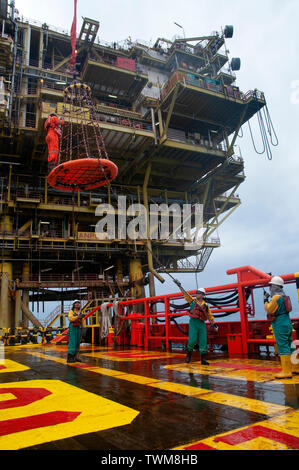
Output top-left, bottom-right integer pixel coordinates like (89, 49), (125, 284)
(75, 355), (82, 363)
(291, 354), (299, 375)
(275, 355), (293, 379)
(185, 351), (192, 363)
(67, 354), (75, 363)
(201, 354), (209, 366)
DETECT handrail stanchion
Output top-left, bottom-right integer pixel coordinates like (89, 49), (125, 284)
(238, 285), (248, 354)
(144, 299), (149, 349)
(164, 296), (171, 351)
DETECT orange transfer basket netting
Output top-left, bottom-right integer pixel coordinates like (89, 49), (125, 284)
(47, 82), (118, 191)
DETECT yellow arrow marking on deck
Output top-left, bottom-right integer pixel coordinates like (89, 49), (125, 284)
(0, 380), (139, 450)
(172, 409), (299, 451)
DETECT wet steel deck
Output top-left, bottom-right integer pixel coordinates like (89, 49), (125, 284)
(0, 344), (299, 451)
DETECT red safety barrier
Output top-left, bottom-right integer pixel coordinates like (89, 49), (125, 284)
(112, 266), (299, 354)
(66, 268), (298, 354)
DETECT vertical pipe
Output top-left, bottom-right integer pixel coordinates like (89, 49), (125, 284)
(129, 257), (145, 300)
(22, 262), (30, 327)
(143, 163), (164, 286)
(150, 107), (157, 145)
(238, 285), (248, 354)
(0, 263), (13, 329)
(144, 299), (149, 349)
(157, 109), (164, 137)
(38, 28), (43, 69)
(7, 165), (12, 201)
(164, 296), (170, 352)
(14, 289), (22, 327)
(8, 1), (18, 128)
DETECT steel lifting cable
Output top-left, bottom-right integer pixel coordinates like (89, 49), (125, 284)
(248, 103), (278, 161)
(71, 192), (83, 305)
(237, 126), (244, 138)
(248, 113), (271, 160)
(263, 105), (279, 147)
(259, 109), (273, 160)
(248, 112), (265, 156)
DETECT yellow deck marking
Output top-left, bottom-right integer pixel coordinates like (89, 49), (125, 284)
(26, 351), (66, 365)
(83, 349), (184, 362)
(0, 380), (139, 450)
(25, 351), (291, 417)
(0, 393), (16, 402)
(173, 409), (299, 451)
(0, 359), (30, 373)
(164, 360), (299, 384)
(9, 343), (44, 349)
(5, 348), (298, 451)
(234, 437), (290, 450)
(261, 409), (299, 437)
(90, 367), (162, 386)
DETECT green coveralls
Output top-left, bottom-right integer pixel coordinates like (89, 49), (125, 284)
(68, 310), (82, 358)
(187, 301), (208, 354)
(269, 296), (293, 356)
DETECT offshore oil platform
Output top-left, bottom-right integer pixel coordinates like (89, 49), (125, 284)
(0, 0), (298, 453)
(0, 1), (268, 332)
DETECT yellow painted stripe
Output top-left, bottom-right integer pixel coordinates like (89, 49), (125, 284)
(194, 391), (288, 416)
(149, 381), (213, 397)
(90, 367), (161, 386)
(26, 351), (291, 417)
(164, 362), (299, 385)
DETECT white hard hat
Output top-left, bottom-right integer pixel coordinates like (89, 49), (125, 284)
(196, 288), (206, 295)
(269, 276), (284, 287)
(73, 299), (81, 304)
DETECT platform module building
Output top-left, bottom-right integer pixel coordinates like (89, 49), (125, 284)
(0, 2), (267, 329)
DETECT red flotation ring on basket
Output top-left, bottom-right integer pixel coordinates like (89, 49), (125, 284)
(48, 157), (118, 191)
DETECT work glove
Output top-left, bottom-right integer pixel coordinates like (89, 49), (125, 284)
(264, 291), (270, 303)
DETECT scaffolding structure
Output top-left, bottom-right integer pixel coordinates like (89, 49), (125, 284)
(0, 3), (268, 329)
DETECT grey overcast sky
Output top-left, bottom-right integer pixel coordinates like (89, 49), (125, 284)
(15, 0), (299, 318)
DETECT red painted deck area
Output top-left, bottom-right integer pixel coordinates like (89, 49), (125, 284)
(0, 344), (298, 452)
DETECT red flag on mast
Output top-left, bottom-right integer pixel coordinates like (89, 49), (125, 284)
(70, 0), (77, 72)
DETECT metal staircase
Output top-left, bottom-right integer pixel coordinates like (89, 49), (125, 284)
(39, 300), (93, 328)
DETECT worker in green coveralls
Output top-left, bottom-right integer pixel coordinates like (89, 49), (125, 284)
(184, 288), (216, 365)
(67, 300), (84, 363)
(264, 276), (299, 379)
